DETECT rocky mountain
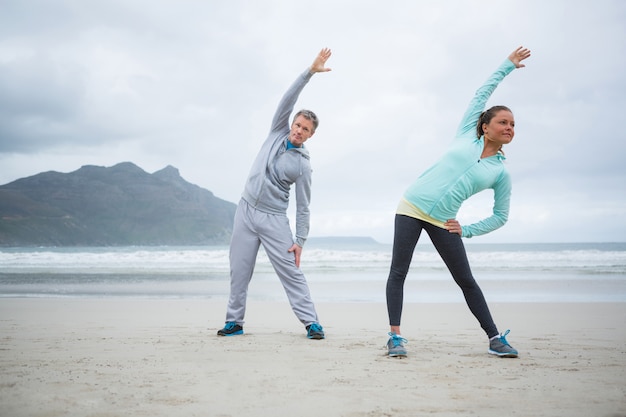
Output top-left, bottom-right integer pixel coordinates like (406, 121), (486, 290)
(0, 162), (237, 247)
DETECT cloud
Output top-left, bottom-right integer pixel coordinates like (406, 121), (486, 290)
(1, 0), (625, 243)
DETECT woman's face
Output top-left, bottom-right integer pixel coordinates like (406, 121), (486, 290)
(483, 110), (515, 146)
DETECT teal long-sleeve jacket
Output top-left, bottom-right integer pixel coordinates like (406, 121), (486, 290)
(402, 59), (517, 238)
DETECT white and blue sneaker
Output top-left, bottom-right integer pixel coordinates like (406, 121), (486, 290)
(306, 323), (325, 339)
(217, 321), (243, 336)
(387, 332), (408, 357)
(488, 329), (518, 358)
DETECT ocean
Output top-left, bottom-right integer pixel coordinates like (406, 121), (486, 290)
(1, 241), (625, 303)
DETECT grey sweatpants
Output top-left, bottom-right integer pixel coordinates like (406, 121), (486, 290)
(225, 199), (319, 326)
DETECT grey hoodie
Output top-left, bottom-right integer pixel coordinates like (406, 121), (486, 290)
(241, 68), (315, 247)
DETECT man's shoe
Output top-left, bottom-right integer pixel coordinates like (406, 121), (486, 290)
(306, 323), (325, 339)
(387, 332), (408, 357)
(488, 329), (518, 358)
(217, 321), (243, 336)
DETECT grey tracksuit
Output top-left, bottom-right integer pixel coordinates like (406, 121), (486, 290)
(225, 68), (319, 326)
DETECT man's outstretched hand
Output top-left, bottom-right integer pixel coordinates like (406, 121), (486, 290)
(310, 48), (332, 73)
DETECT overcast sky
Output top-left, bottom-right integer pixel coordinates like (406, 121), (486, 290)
(1, 0), (625, 244)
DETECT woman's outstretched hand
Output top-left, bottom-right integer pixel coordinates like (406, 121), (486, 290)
(310, 48), (332, 73)
(508, 46), (531, 68)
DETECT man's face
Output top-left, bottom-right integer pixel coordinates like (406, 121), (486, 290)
(289, 115), (315, 147)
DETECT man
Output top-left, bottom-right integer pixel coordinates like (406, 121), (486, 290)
(217, 48), (332, 340)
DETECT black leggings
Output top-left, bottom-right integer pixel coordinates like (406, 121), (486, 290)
(386, 214), (498, 338)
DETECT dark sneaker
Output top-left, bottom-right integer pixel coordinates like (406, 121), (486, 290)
(488, 329), (518, 358)
(217, 321), (243, 336)
(387, 332), (408, 357)
(306, 323), (325, 339)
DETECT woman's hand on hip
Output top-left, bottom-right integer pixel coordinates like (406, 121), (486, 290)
(444, 219), (462, 236)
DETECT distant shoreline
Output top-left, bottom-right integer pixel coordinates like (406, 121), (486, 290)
(3, 238), (626, 250)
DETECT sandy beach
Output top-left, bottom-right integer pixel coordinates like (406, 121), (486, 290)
(1, 298), (625, 417)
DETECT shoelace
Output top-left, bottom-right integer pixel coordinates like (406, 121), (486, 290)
(225, 322), (238, 330)
(309, 323), (323, 333)
(499, 329), (512, 346)
(387, 332), (408, 347)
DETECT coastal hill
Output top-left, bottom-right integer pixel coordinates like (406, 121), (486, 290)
(0, 162), (237, 247)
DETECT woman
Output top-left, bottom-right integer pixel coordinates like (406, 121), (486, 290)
(385, 46), (531, 358)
